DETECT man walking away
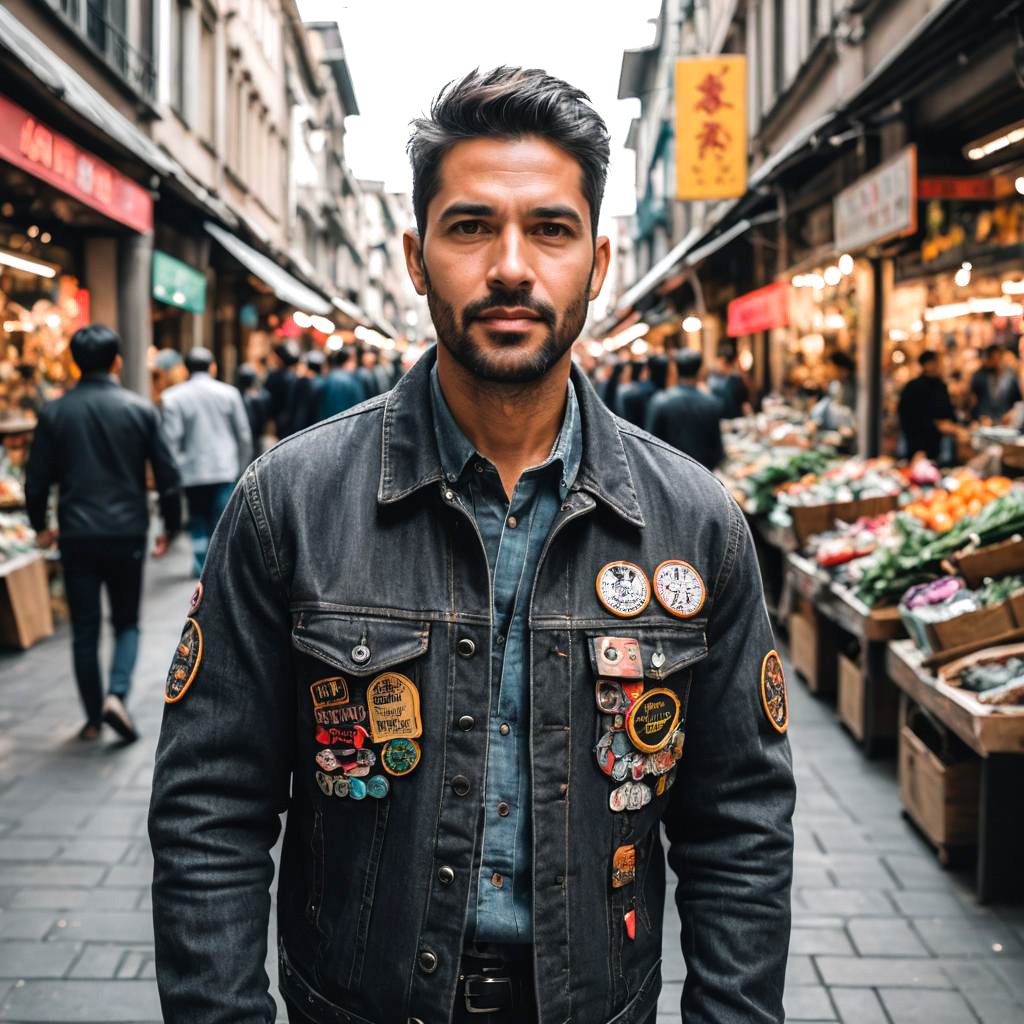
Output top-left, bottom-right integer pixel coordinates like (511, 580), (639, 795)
(265, 341), (301, 437)
(708, 343), (752, 419)
(235, 364), (272, 454)
(161, 347), (252, 577)
(614, 359), (652, 425)
(898, 350), (957, 462)
(319, 346), (368, 418)
(25, 325), (181, 742)
(285, 349), (328, 433)
(646, 349), (725, 470)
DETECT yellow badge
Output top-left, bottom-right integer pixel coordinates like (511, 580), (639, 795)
(366, 672), (423, 743)
(626, 687), (682, 753)
(760, 650), (789, 734)
(652, 560), (706, 618)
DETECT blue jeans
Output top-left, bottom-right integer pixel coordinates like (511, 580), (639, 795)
(185, 482), (234, 576)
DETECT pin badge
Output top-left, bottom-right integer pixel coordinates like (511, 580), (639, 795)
(594, 636), (643, 679)
(646, 749), (675, 776)
(596, 561), (651, 618)
(653, 560), (706, 619)
(626, 688), (682, 753)
(367, 673), (422, 743)
(609, 781), (652, 812)
(611, 844), (636, 888)
(621, 681), (644, 705)
(381, 737), (421, 776)
(165, 619), (202, 703)
(348, 778), (367, 800)
(332, 777), (351, 798)
(595, 680), (628, 714)
(345, 764), (371, 778)
(760, 650), (789, 734)
(315, 771), (334, 796)
(601, 712), (626, 733)
(655, 775), (667, 797)
(669, 727), (685, 761)
(624, 909), (636, 940)
(367, 775), (390, 799)
(315, 749), (340, 772)
(610, 731), (632, 758)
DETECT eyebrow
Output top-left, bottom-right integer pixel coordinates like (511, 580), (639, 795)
(528, 205), (584, 228)
(437, 202), (584, 228)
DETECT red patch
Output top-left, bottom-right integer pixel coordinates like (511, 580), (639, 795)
(623, 910), (636, 940)
(189, 582), (203, 613)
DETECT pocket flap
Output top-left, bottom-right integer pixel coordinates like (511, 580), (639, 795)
(292, 613), (430, 675)
(586, 629), (707, 681)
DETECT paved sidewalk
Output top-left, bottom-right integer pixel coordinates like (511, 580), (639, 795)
(0, 545), (1020, 1022)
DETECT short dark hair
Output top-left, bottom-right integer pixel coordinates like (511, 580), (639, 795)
(830, 350), (855, 373)
(407, 67), (611, 240)
(918, 350), (938, 368)
(303, 349), (326, 372)
(185, 347), (214, 374)
(70, 324), (120, 373)
(717, 341), (737, 364)
(985, 343), (1002, 359)
(274, 341), (301, 367)
(648, 354), (669, 390)
(676, 350), (703, 379)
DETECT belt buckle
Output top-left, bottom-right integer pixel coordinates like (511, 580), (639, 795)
(464, 975), (514, 1015)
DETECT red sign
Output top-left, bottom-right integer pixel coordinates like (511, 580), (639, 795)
(918, 176), (1013, 201)
(727, 282), (791, 337)
(0, 93), (152, 233)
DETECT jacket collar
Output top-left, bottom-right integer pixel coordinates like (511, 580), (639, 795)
(377, 346), (644, 527)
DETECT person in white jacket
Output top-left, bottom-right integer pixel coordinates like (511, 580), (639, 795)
(161, 347), (252, 576)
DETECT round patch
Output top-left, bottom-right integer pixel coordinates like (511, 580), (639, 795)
(761, 650), (789, 734)
(165, 618), (202, 704)
(332, 777), (351, 799)
(348, 777), (367, 800)
(595, 562), (651, 618)
(626, 688), (682, 753)
(367, 774), (390, 799)
(381, 737), (421, 776)
(653, 560), (705, 619)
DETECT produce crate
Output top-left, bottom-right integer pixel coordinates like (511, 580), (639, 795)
(790, 494), (898, 547)
(788, 602), (837, 695)
(899, 709), (980, 863)
(927, 601), (1016, 652)
(0, 553), (54, 649)
(955, 536), (1024, 588)
(838, 650), (899, 743)
(1009, 590), (1024, 627)
(838, 653), (864, 740)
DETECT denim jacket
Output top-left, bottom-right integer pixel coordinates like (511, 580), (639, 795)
(149, 348), (795, 1024)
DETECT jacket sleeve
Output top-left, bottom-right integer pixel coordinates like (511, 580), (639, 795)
(662, 498), (795, 1024)
(145, 408), (183, 536)
(148, 467), (294, 1023)
(24, 408), (56, 533)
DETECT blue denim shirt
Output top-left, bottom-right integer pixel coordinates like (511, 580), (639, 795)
(430, 365), (582, 943)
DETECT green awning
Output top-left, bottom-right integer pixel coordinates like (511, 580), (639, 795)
(152, 250), (206, 313)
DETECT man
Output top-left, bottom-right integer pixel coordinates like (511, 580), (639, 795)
(707, 343), (751, 420)
(319, 345), (368, 419)
(898, 350), (957, 461)
(809, 350), (856, 434)
(613, 359), (652, 425)
(235, 363), (272, 453)
(970, 343), (1021, 423)
(646, 349), (725, 470)
(25, 325), (181, 742)
(265, 340), (301, 437)
(160, 347), (252, 576)
(150, 68), (794, 1024)
(285, 349), (328, 433)
(355, 345), (383, 399)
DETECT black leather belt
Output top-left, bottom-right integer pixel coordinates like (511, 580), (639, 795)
(455, 946), (534, 1020)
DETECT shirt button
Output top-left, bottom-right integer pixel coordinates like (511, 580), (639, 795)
(495, 634), (505, 645)
(452, 775), (471, 796)
(437, 866), (455, 885)
(490, 872), (504, 889)
(506, 515), (518, 529)
(417, 949), (438, 973)
(458, 714), (475, 731)
(351, 644), (370, 665)
(497, 801), (510, 817)
(457, 637), (476, 658)
(499, 723), (510, 736)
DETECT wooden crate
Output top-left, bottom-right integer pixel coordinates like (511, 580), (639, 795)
(838, 654), (864, 740)
(789, 494), (899, 547)
(899, 721), (980, 856)
(0, 553), (54, 649)
(955, 536), (1024, 588)
(788, 606), (836, 695)
(928, 601), (1016, 652)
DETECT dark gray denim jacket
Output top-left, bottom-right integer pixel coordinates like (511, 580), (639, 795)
(149, 348), (795, 1024)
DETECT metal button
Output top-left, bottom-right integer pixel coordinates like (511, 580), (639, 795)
(560, 502), (571, 512)
(458, 714), (475, 731)
(417, 949), (438, 973)
(452, 775), (470, 796)
(444, 489), (455, 501)
(495, 634), (505, 645)
(651, 651), (666, 669)
(457, 637), (476, 658)
(437, 865), (455, 885)
(499, 723), (510, 736)
(506, 515), (518, 529)
(497, 801), (510, 817)
(351, 644), (370, 665)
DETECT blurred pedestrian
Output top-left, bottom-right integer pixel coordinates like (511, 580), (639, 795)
(646, 349), (724, 469)
(356, 345), (382, 399)
(898, 350), (957, 462)
(970, 343), (1021, 423)
(25, 325), (181, 742)
(614, 359), (652, 425)
(235, 364), (272, 451)
(161, 347), (252, 577)
(265, 341), (301, 437)
(707, 343), (752, 419)
(284, 349), (327, 433)
(319, 346), (367, 418)
(810, 350), (857, 433)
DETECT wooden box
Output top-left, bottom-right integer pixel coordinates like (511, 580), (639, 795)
(838, 654), (864, 740)
(789, 610), (818, 689)
(955, 536), (1024, 588)
(790, 494), (899, 547)
(0, 553), (54, 649)
(899, 722), (980, 853)
(927, 601), (1016, 652)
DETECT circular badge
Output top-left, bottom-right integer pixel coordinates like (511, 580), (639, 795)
(760, 650), (789, 734)
(595, 562), (651, 618)
(626, 688), (682, 753)
(366, 774), (390, 799)
(382, 737), (421, 776)
(348, 777), (367, 800)
(653, 560), (706, 619)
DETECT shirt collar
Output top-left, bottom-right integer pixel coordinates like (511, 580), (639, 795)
(429, 364), (582, 500)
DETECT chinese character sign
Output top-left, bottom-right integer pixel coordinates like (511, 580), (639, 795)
(675, 56), (747, 200)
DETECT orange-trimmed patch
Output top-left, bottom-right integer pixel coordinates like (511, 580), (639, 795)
(165, 618), (202, 704)
(595, 561), (651, 618)
(760, 649), (788, 734)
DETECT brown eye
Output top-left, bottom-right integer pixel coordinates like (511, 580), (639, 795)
(539, 223), (569, 237)
(455, 221), (482, 235)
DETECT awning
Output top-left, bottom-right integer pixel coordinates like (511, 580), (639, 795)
(612, 226), (703, 321)
(332, 295), (372, 326)
(205, 221), (332, 315)
(0, 7), (172, 176)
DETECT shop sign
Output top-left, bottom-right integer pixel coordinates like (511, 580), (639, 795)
(152, 250), (206, 313)
(0, 93), (152, 234)
(674, 56), (747, 200)
(727, 282), (791, 337)
(834, 145), (917, 253)
(918, 176), (1015, 201)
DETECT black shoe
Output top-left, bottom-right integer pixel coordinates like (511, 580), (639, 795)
(102, 694), (138, 743)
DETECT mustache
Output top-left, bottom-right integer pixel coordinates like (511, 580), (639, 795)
(462, 290), (557, 327)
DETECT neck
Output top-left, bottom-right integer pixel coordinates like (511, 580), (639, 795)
(436, 346), (571, 497)
(680, 377), (697, 387)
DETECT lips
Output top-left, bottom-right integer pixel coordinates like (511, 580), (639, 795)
(475, 308), (543, 331)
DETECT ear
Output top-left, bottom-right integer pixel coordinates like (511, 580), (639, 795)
(404, 230), (428, 296)
(589, 235), (612, 301)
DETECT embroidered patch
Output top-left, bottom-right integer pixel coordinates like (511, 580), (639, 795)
(611, 844), (636, 888)
(760, 650), (789, 734)
(189, 582), (203, 613)
(626, 688), (681, 753)
(652, 559), (705, 619)
(165, 618), (202, 703)
(366, 673), (422, 743)
(595, 562), (651, 617)
(310, 677), (352, 726)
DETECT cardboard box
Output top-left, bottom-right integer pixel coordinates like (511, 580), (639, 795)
(789, 610), (818, 690)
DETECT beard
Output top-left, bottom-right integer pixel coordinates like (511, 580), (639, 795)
(425, 272), (590, 385)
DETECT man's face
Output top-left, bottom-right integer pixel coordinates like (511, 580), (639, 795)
(405, 136), (610, 384)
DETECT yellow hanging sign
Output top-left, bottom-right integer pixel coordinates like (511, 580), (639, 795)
(675, 56), (748, 200)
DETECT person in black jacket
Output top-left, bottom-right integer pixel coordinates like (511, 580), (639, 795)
(646, 349), (725, 470)
(25, 325), (182, 742)
(898, 350), (957, 461)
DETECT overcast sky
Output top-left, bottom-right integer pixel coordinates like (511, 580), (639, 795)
(296, 0), (662, 234)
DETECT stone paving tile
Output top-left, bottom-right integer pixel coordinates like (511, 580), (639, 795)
(783, 986), (836, 1020)
(878, 987), (977, 1023)
(0, 913), (57, 942)
(8, 889), (139, 911)
(847, 916), (930, 957)
(815, 955), (952, 988)
(0, 979), (162, 1021)
(789, 927), (855, 956)
(0, 943), (80, 979)
(48, 912), (154, 944)
(829, 986), (888, 1024)
(912, 916), (1024, 957)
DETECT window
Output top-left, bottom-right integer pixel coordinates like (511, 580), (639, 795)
(198, 11), (216, 143)
(772, 0), (786, 100)
(809, 0), (819, 40)
(169, 0), (187, 117)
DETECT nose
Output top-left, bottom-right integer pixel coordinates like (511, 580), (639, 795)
(486, 223), (535, 294)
